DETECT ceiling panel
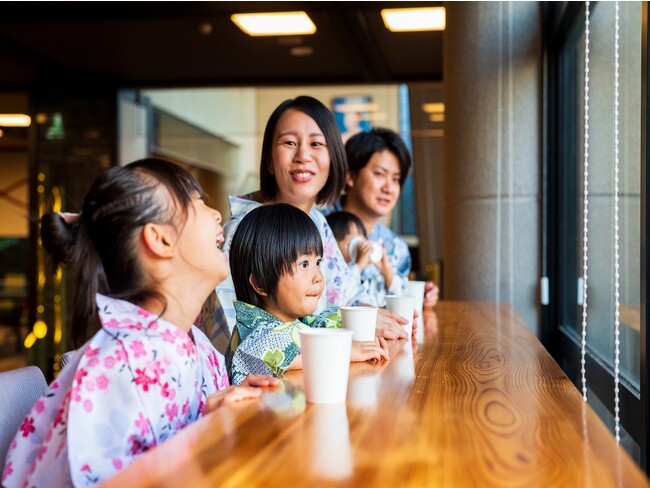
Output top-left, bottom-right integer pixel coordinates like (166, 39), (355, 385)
(0, 1), (443, 88)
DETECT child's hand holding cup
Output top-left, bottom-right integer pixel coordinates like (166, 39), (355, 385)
(348, 236), (383, 269)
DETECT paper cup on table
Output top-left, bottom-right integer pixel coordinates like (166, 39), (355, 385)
(340, 306), (378, 341)
(299, 329), (354, 404)
(385, 295), (415, 326)
(407, 280), (426, 312)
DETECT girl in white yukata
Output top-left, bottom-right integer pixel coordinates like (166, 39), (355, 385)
(225, 203), (389, 386)
(2, 158), (277, 488)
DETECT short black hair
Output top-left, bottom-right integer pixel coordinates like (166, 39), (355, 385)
(229, 203), (324, 308)
(259, 96), (347, 206)
(345, 127), (411, 187)
(326, 211), (367, 242)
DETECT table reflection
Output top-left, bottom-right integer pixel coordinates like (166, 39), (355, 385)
(309, 403), (353, 480)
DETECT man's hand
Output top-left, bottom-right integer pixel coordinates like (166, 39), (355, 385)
(423, 282), (439, 308)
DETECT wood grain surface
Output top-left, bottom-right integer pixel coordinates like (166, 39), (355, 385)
(100, 301), (649, 487)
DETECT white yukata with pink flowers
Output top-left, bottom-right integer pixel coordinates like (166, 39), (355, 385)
(2, 294), (229, 488)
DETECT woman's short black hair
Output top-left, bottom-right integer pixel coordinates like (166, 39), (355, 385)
(325, 211), (367, 242)
(229, 203), (324, 309)
(259, 96), (347, 206)
(345, 127), (412, 187)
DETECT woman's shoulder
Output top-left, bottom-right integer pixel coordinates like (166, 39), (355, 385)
(228, 192), (264, 219)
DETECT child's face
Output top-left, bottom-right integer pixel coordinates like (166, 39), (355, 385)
(337, 223), (364, 263)
(263, 253), (324, 322)
(176, 193), (228, 286)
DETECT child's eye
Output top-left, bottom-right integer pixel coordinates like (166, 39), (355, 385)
(316, 258), (323, 267)
(298, 260), (309, 269)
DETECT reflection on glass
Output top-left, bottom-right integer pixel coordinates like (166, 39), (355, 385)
(309, 403), (353, 480)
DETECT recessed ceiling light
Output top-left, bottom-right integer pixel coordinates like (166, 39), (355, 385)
(0, 114), (31, 127)
(232, 12), (316, 36)
(429, 113), (445, 122)
(422, 102), (445, 113)
(381, 7), (445, 32)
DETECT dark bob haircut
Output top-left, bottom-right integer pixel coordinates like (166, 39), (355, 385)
(229, 203), (324, 309)
(259, 96), (347, 207)
(325, 211), (367, 242)
(345, 127), (412, 187)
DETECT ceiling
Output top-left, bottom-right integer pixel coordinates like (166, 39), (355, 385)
(0, 1), (444, 89)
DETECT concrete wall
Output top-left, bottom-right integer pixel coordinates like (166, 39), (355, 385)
(444, 2), (542, 333)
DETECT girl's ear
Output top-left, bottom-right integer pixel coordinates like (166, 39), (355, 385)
(249, 274), (269, 297)
(142, 223), (175, 258)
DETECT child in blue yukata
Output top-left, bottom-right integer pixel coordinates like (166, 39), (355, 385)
(326, 211), (388, 305)
(225, 203), (390, 386)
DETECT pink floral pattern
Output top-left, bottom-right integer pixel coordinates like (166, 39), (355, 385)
(2, 294), (229, 488)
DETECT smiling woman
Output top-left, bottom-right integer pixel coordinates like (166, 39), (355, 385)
(208, 96), (410, 356)
(210, 97), (384, 351)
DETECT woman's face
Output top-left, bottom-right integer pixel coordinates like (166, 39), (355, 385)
(269, 109), (331, 213)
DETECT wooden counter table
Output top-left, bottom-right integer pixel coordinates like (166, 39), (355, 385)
(100, 301), (649, 487)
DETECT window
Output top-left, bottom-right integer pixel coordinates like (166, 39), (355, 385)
(545, 1), (646, 468)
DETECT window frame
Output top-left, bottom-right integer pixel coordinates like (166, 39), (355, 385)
(543, 1), (649, 470)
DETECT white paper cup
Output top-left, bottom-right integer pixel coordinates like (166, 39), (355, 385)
(349, 236), (383, 264)
(407, 280), (426, 312)
(299, 329), (354, 404)
(385, 295), (415, 325)
(340, 306), (378, 341)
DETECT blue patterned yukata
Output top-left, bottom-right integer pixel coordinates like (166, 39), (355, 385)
(226, 300), (341, 385)
(321, 203), (411, 307)
(210, 193), (370, 354)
